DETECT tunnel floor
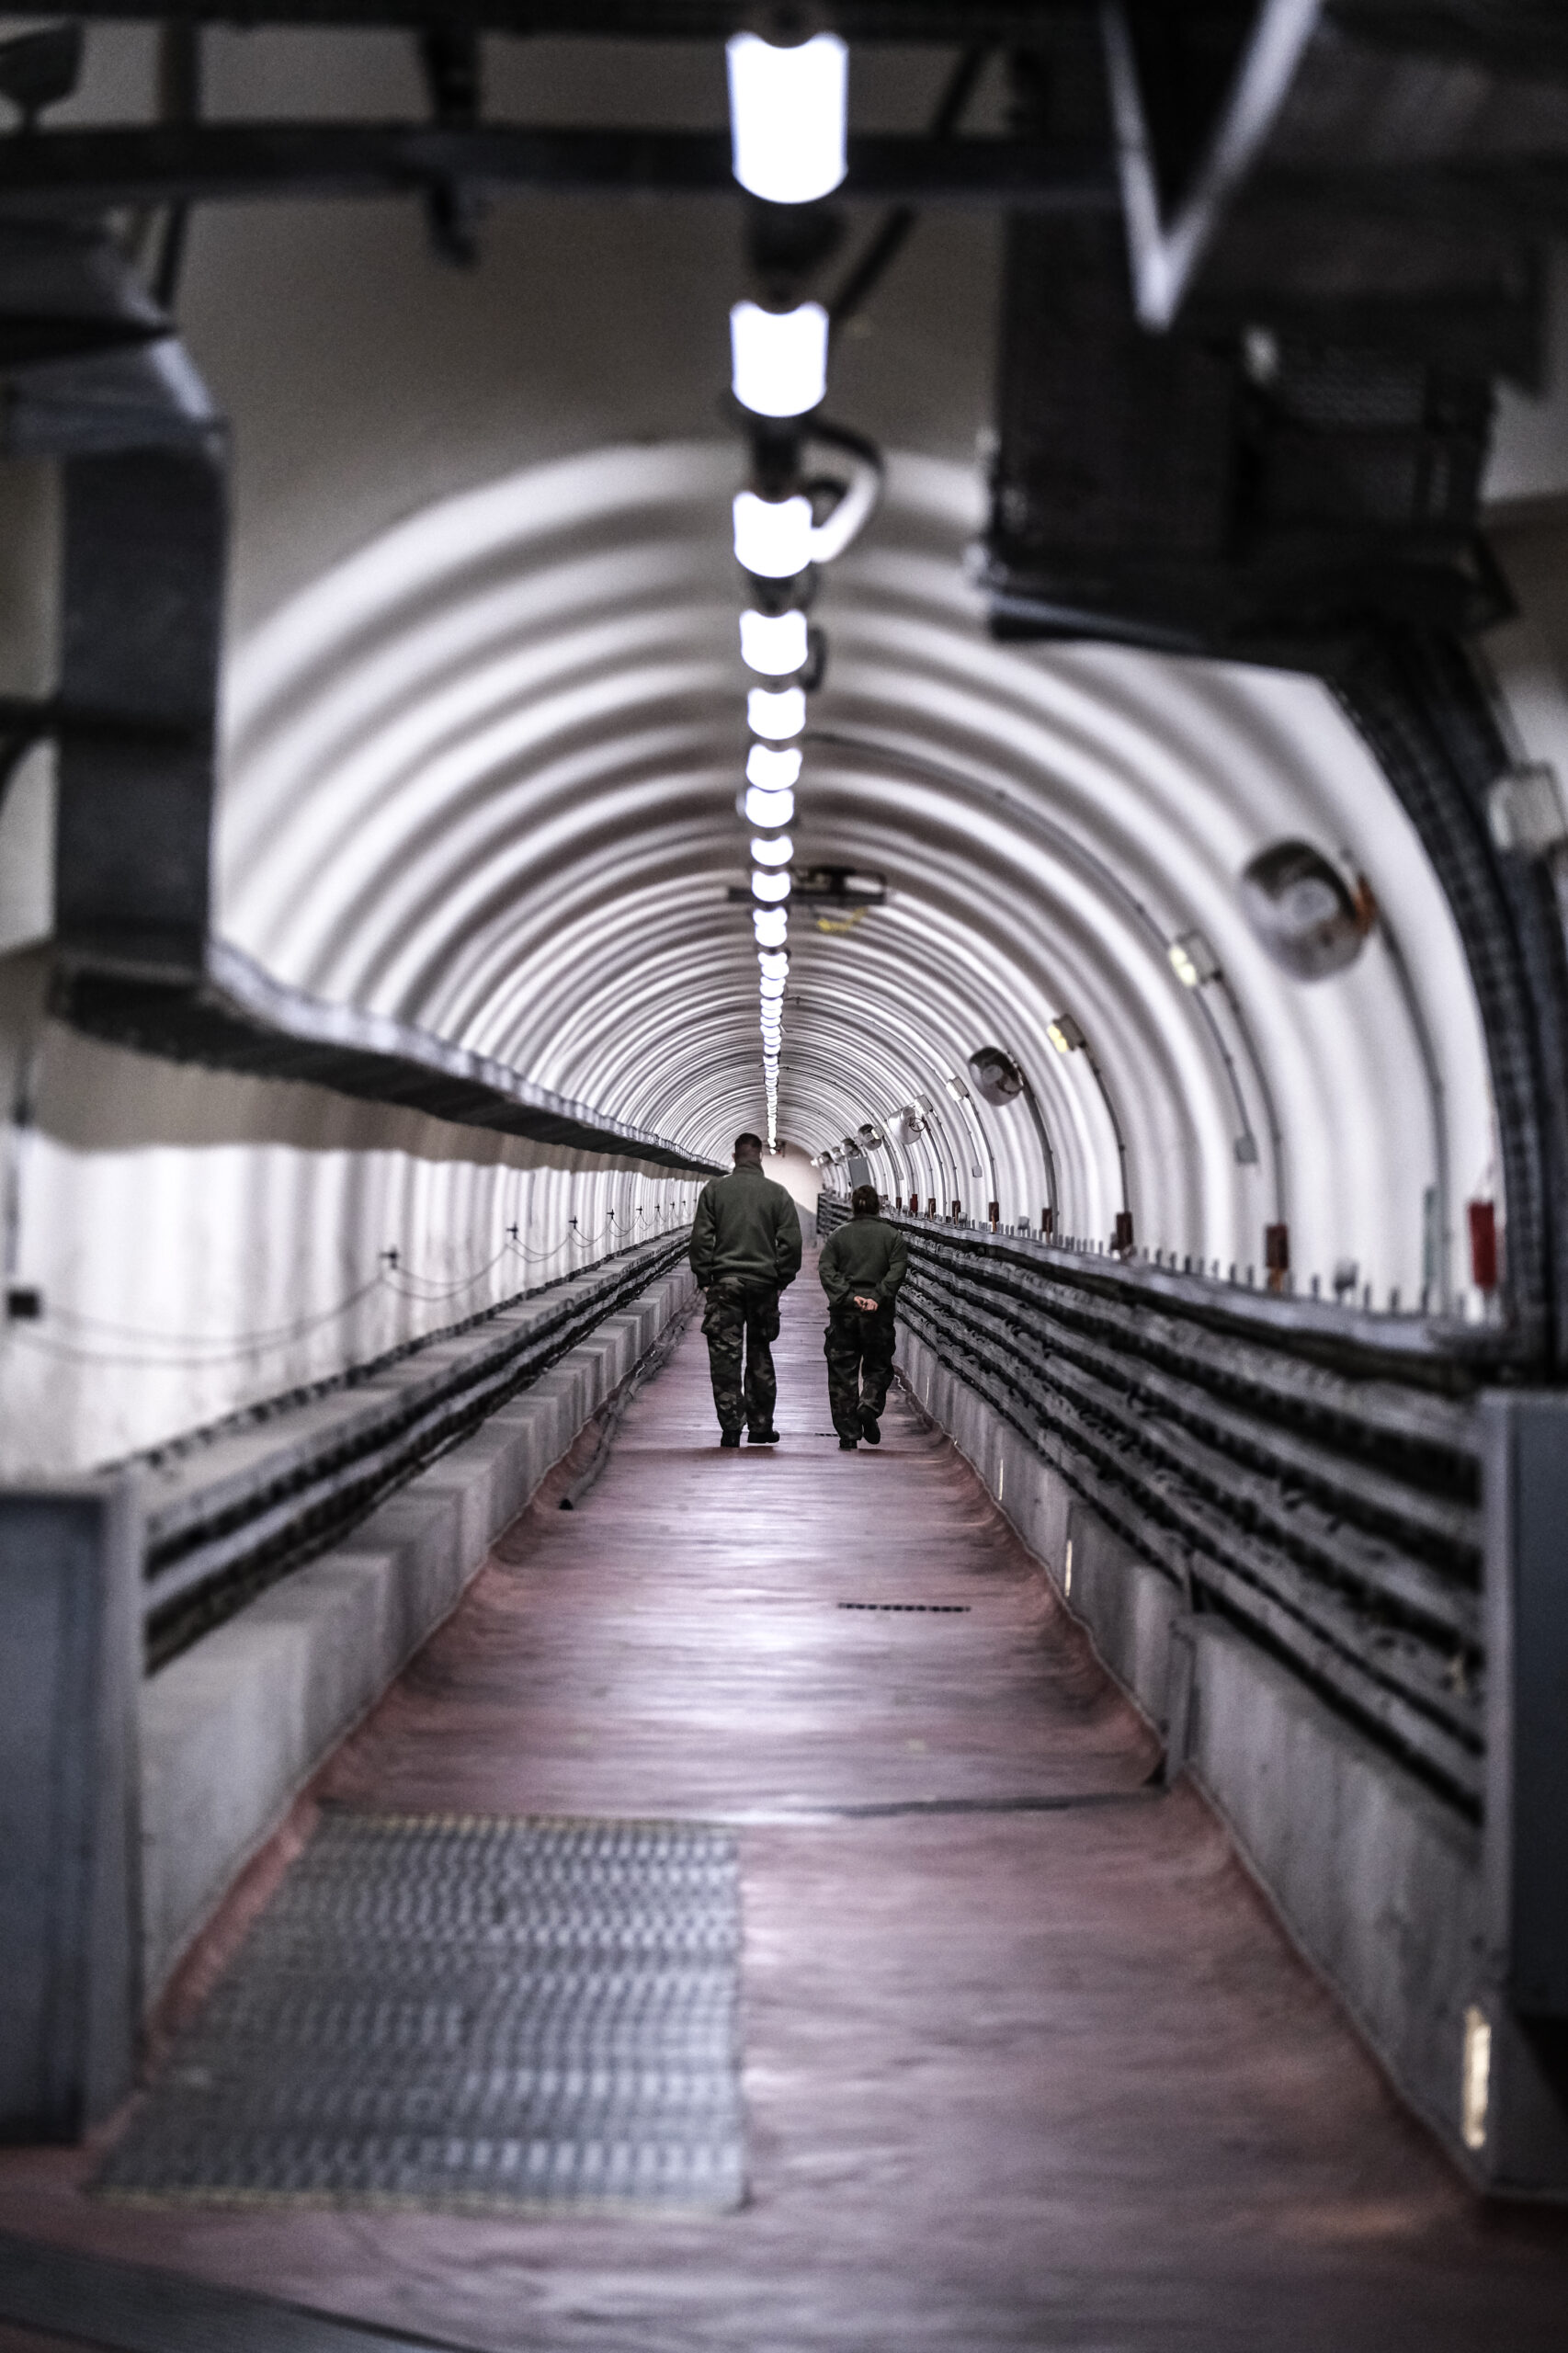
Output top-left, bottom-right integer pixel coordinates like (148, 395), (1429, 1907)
(4, 1254), (1568, 2349)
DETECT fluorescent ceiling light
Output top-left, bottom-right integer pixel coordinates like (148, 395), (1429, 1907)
(731, 301), (828, 419)
(751, 834), (793, 869)
(758, 949), (790, 979)
(741, 608), (809, 676)
(752, 870), (792, 904)
(748, 685), (806, 741)
(759, 976), (787, 999)
(747, 743), (801, 791)
(753, 907), (789, 947)
(745, 782), (795, 828)
(733, 491), (812, 578)
(727, 31), (847, 206)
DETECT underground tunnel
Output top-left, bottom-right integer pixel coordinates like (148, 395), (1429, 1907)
(2, 5), (1568, 2347)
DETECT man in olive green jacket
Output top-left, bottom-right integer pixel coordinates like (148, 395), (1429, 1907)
(819, 1183), (908, 1449)
(689, 1132), (803, 1448)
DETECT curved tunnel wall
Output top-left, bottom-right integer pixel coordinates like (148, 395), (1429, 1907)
(0, 434), (1500, 1473)
(224, 438), (1494, 1290)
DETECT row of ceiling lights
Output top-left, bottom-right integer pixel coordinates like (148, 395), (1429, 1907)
(723, 27), (852, 1151)
(721, 40), (1378, 1180)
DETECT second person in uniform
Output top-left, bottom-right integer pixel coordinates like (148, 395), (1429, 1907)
(818, 1184), (908, 1449)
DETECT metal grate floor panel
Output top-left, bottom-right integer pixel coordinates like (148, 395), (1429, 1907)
(97, 1813), (744, 2214)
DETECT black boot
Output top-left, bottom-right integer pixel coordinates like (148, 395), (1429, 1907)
(859, 1406), (881, 1445)
(838, 1435), (858, 1450)
(720, 1430), (742, 1449)
(747, 1425), (780, 1444)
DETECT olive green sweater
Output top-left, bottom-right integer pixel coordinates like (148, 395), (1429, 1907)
(818, 1214), (909, 1310)
(689, 1163), (803, 1290)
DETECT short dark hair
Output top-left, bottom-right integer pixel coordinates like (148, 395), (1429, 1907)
(852, 1184), (881, 1216)
(734, 1131), (763, 1156)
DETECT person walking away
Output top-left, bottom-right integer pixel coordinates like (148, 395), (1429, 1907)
(689, 1131), (803, 1449)
(819, 1184), (908, 1449)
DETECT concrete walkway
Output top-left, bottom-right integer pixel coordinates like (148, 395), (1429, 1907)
(3, 1254), (1567, 2350)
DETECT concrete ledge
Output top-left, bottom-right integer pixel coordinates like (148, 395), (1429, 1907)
(140, 1264), (695, 1998)
(895, 1324), (1492, 2185)
(1186, 1615), (1482, 2162)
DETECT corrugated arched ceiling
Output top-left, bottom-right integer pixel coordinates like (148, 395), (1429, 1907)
(219, 438), (1496, 1306)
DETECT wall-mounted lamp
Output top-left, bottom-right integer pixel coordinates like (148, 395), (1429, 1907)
(744, 783), (795, 829)
(945, 1074), (971, 1101)
(1168, 929), (1221, 988)
(1047, 1014), (1085, 1054)
(967, 1046), (1024, 1105)
(1239, 841), (1371, 981)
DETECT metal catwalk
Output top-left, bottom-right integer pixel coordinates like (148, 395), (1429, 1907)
(1, 1256), (1566, 2351)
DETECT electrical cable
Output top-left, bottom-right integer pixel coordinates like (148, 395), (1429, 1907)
(5, 1223), (619, 1367)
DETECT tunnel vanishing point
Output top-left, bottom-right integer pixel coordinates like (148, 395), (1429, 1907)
(4, 6), (1568, 2347)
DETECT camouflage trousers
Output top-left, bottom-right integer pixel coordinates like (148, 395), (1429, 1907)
(824, 1303), (897, 1440)
(701, 1279), (781, 1434)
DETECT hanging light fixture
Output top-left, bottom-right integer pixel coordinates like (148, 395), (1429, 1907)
(730, 300), (829, 418)
(733, 490), (813, 578)
(744, 782), (795, 828)
(726, 29), (847, 206)
(740, 608), (809, 676)
(746, 743), (801, 791)
(746, 684), (806, 741)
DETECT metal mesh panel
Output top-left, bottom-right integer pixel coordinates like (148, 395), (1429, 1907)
(97, 1813), (744, 2212)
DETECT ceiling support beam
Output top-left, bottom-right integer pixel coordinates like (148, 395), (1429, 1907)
(0, 123), (1117, 216)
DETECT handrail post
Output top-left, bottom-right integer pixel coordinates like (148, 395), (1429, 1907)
(0, 1477), (142, 2139)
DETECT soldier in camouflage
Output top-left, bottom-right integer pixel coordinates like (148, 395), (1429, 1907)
(689, 1131), (803, 1448)
(819, 1184), (908, 1449)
